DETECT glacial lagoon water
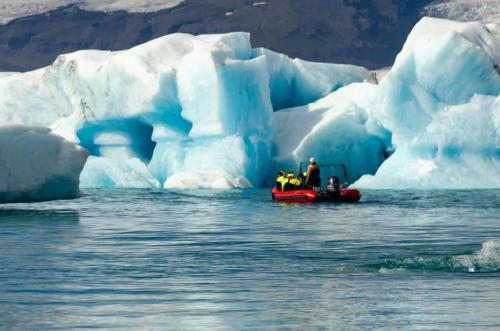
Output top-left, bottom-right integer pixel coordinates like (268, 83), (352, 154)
(0, 189), (499, 330)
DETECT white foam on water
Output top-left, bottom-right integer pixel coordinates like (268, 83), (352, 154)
(452, 239), (500, 273)
(379, 240), (500, 273)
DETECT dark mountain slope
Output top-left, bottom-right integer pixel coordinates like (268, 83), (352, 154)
(0, 0), (433, 72)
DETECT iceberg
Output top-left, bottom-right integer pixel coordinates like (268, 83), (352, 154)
(0, 125), (89, 203)
(355, 17), (500, 188)
(0, 17), (499, 190)
(0, 32), (372, 189)
(369, 18), (500, 145)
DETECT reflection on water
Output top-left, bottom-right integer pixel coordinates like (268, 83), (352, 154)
(0, 190), (499, 330)
(0, 209), (80, 222)
(0, 208), (81, 329)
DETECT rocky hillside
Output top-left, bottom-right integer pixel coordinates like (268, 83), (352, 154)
(0, 0), (434, 71)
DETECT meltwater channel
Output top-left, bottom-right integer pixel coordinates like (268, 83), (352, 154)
(0, 189), (499, 330)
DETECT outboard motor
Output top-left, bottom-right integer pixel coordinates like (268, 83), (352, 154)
(327, 176), (340, 195)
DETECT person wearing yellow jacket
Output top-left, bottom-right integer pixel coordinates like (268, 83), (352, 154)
(282, 170), (302, 191)
(276, 170), (286, 190)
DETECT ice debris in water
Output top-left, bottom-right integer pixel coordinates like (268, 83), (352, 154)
(0, 125), (89, 203)
(0, 17), (499, 189)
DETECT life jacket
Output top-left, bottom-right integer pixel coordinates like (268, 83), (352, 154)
(290, 177), (302, 187)
(281, 177), (301, 191)
(282, 177), (294, 191)
(276, 175), (285, 190)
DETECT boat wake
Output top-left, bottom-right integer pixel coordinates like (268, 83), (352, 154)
(378, 240), (500, 273)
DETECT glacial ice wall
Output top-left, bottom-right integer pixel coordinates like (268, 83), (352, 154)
(0, 125), (89, 203)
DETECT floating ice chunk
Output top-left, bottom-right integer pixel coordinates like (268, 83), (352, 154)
(2, 22), (498, 190)
(0, 30), (377, 189)
(0, 125), (89, 203)
(355, 17), (500, 189)
(80, 156), (160, 189)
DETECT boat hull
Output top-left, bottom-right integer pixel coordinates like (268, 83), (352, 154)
(272, 187), (361, 203)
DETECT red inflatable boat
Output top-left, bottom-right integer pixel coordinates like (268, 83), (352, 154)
(272, 162), (361, 203)
(272, 187), (361, 203)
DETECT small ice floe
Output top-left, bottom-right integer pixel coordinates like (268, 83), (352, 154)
(0, 125), (89, 203)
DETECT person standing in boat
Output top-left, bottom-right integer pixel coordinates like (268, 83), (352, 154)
(306, 157), (321, 190)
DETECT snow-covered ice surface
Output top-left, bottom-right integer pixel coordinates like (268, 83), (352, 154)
(0, 0), (184, 25)
(0, 125), (89, 203)
(0, 17), (499, 190)
(0, 32), (371, 189)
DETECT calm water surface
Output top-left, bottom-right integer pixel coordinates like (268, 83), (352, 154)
(0, 189), (499, 330)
